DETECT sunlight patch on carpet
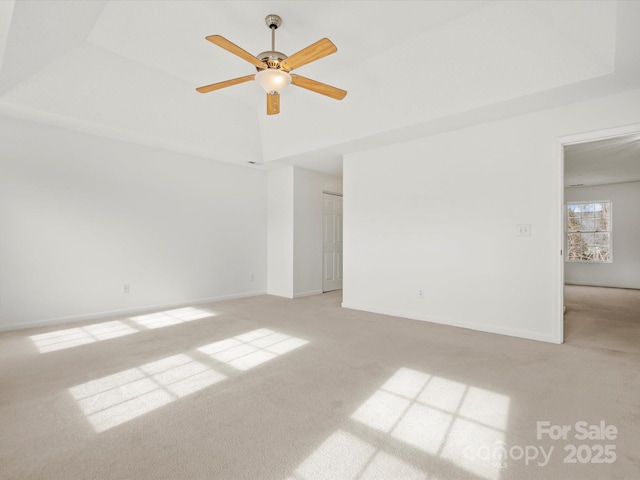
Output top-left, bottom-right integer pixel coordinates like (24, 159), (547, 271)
(69, 354), (226, 432)
(130, 307), (215, 329)
(197, 328), (308, 371)
(351, 367), (510, 480)
(29, 321), (139, 353)
(287, 430), (428, 480)
(29, 307), (215, 353)
(288, 367), (510, 480)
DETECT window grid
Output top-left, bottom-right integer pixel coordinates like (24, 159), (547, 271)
(566, 200), (612, 263)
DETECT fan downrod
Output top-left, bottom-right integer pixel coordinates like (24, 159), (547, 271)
(258, 14), (287, 69)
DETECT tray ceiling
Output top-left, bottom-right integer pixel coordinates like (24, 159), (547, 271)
(1, 1), (639, 176)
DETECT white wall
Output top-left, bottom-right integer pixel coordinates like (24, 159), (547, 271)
(293, 167), (342, 297)
(267, 166), (342, 298)
(565, 182), (640, 289)
(267, 166), (294, 298)
(343, 88), (640, 344)
(0, 115), (267, 331)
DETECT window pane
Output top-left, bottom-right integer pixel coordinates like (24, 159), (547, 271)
(594, 231), (610, 261)
(594, 213), (604, 231)
(580, 214), (595, 232)
(593, 246), (610, 262)
(567, 204), (580, 213)
(595, 232), (609, 246)
(596, 213), (610, 232)
(581, 233), (595, 260)
(568, 251), (583, 260)
(594, 202), (607, 213)
(580, 232), (594, 245)
(566, 201), (611, 262)
(567, 233), (581, 246)
(567, 209), (580, 232)
(567, 233), (584, 260)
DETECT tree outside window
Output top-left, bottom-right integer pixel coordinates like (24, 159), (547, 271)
(566, 201), (611, 262)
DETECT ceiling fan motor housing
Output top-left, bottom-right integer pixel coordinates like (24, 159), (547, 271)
(257, 51), (288, 70)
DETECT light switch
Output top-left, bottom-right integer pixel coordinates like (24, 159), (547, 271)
(516, 224), (531, 236)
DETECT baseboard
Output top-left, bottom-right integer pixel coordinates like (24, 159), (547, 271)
(293, 290), (323, 298)
(341, 302), (558, 344)
(565, 282), (640, 290)
(266, 290), (294, 299)
(0, 290), (267, 333)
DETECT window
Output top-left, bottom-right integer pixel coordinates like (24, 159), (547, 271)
(566, 201), (611, 262)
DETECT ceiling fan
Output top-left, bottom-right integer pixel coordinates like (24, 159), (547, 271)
(196, 14), (347, 115)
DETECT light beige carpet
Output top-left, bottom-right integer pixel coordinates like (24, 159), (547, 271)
(0, 287), (638, 480)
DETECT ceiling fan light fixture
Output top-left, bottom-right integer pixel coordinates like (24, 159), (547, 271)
(197, 14), (346, 114)
(255, 68), (291, 94)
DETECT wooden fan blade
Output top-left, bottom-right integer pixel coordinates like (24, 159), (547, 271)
(281, 38), (337, 71)
(206, 35), (266, 69)
(291, 75), (347, 100)
(267, 92), (280, 115)
(196, 74), (255, 93)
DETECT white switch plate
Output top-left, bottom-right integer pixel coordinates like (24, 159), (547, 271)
(516, 224), (531, 236)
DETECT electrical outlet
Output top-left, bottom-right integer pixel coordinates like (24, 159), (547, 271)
(418, 289), (424, 298)
(250, 273), (255, 281)
(124, 284), (130, 294)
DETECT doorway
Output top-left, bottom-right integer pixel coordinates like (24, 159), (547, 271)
(557, 123), (640, 344)
(322, 192), (343, 292)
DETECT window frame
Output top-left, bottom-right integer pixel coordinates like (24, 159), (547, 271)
(565, 200), (613, 264)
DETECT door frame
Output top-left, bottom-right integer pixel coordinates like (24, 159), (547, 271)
(554, 122), (640, 344)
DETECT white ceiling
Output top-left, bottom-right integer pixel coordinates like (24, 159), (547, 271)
(565, 133), (640, 187)
(1, 1), (640, 177)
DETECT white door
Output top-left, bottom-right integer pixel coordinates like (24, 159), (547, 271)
(323, 193), (343, 292)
